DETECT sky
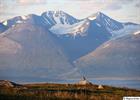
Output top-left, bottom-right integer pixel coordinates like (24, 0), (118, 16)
(0, 0), (140, 23)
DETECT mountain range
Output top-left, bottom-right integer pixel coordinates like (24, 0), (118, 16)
(0, 10), (140, 82)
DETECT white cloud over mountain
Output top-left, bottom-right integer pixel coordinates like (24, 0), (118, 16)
(0, 0), (140, 23)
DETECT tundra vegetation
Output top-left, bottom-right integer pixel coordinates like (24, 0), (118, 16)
(0, 81), (140, 100)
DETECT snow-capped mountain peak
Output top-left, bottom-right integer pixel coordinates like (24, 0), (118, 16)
(87, 12), (124, 34)
(1, 11), (140, 39)
(2, 16), (26, 27)
(87, 12), (105, 20)
(88, 12), (102, 20)
(41, 10), (80, 27)
(49, 11), (140, 38)
(96, 12), (123, 30)
(1, 14), (45, 29)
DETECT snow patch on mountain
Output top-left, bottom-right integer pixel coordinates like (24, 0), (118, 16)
(3, 21), (8, 26)
(49, 11), (140, 39)
(111, 24), (140, 38)
(88, 12), (99, 20)
(96, 23), (101, 27)
(1, 11), (139, 40)
(16, 20), (23, 24)
(88, 16), (96, 20)
(49, 19), (90, 37)
(52, 11), (68, 24)
(102, 43), (110, 48)
(21, 16), (28, 20)
(133, 31), (140, 35)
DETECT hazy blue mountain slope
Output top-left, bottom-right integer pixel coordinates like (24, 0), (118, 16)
(75, 31), (140, 79)
(0, 23), (79, 82)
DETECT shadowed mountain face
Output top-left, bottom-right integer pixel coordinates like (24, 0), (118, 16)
(0, 22), (80, 81)
(0, 23), (8, 33)
(52, 19), (112, 61)
(0, 10), (140, 82)
(49, 12), (124, 61)
(75, 32), (140, 78)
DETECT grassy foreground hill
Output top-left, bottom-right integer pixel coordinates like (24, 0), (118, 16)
(0, 80), (140, 100)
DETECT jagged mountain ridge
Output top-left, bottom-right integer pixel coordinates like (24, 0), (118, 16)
(48, 11), (139, 60)
(1, 10), (139, 36)
(1, 14), (46, 28)
(42, 10), (80, 28)
(0, 11), (80, 33)
(49, 11), (124, 37)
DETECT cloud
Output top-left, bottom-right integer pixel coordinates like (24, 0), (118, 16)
(18, 0), (46, 4)
(0, 11), (19, 21)
(118, 0), (134, 4)
(106, 3), (122, 10)
(0, 12), (17, 16)
(115, 0), (140, 7)
(14, 0), (47, 6)
(104, 0), (140, 11)
(0, 0), (139, 23)
(135, 3), (140, 7)
(134, 0), (140, 8)
(65, 0), (91, 1)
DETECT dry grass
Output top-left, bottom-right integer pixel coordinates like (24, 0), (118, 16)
(0, 83), (140, 100)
